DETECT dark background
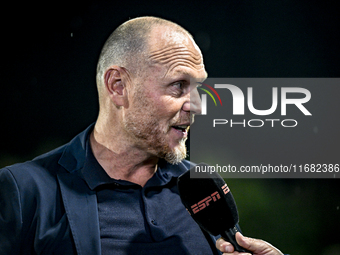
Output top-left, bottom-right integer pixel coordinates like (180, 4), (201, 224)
(1, 1), (339, 254)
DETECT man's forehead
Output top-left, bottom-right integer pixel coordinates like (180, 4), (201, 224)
(147, 47), (206, 79)
(147, 44), (201, 64)
(148, 25), (191, 46)
(169, 67), (208, 82)
(146, 29), (205, 76)
(147, 25), (200, 58)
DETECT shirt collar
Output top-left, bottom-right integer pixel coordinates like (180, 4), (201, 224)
(79, 133), (188, 190)
(80, 136), (116, 190)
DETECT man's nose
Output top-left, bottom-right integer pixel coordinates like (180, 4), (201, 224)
(182, 88), (202, 115)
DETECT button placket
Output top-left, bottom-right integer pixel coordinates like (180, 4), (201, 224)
(143, 188), (159, 230)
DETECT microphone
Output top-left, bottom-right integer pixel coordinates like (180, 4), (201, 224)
(177, 163), (251, 253)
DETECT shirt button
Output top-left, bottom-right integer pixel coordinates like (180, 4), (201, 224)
(151, 219), (157, 225)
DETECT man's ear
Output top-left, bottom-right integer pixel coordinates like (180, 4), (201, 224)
(104, 66), (128, 107)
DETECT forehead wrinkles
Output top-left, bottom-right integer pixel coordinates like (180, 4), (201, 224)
(147, 45), (204, 76)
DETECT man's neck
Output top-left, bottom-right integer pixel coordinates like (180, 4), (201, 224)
(89, 127), (159, 187)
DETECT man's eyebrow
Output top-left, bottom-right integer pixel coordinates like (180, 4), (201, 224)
(200, 74), (208, 82)
(196, 73), (208, 83)
(168, 68), (206, 79)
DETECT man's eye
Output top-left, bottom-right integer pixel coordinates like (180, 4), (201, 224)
(173, 82), (184, 90)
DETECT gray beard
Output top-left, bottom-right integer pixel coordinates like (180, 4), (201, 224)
(163, 139), (187, 164)
(123, 111), (187, 165)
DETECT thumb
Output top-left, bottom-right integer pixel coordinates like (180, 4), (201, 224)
(235, 232), (282, 255)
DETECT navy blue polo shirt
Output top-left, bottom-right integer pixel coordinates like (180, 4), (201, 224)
(79, 138), (218, 255)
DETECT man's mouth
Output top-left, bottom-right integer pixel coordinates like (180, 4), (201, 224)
(172, 124), (190, 133)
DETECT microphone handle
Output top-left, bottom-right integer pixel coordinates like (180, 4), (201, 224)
(221, 226), (253, 254)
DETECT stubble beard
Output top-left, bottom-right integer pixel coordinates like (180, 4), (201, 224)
(123, 90), (187, 165)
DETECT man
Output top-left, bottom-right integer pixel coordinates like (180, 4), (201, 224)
(0, 16), (284, 255)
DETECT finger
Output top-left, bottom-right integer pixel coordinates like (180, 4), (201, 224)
(235, 232), (261, 252)
(222, 251), (251, 255)
(216, 237), (234, 253)
(235, 232), (282, 254)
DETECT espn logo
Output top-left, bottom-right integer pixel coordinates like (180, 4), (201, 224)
(191, 184), (230, 214)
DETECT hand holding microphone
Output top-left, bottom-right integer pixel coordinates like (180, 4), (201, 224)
(177, 163), (284, 255)
(216, 232), (283, 255)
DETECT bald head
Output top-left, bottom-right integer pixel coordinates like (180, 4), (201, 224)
(93, 17), (206, 165)
(96, 16), (192, 96)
